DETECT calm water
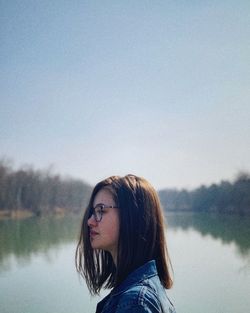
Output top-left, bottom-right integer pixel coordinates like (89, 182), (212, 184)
(0, 212), (250, 313)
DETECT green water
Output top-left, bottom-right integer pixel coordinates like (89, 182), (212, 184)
(0, 212), (250, 313)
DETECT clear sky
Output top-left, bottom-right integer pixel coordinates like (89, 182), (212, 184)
(1, 1), (250, 190)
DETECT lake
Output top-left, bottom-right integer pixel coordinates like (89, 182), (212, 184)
(0, 212), (250, 313)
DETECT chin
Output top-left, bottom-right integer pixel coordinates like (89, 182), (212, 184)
(91, 241), (103, 250)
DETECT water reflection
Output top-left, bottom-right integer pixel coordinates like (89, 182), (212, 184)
(0, 212), (250, 269)
(0, 215), (82, 270)
(166, 212), (250, 260)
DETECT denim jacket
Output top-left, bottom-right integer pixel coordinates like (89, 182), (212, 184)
(95, 260), (176, 313)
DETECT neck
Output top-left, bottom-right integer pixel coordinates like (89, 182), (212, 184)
(110, 250), (117, 267)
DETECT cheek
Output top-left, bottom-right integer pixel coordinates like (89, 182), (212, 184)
(106, 215), (120, 243)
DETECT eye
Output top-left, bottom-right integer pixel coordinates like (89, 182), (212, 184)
(95, 208), (102, 214)
(94, 204), (104, 215)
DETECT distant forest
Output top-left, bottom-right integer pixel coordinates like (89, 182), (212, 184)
(0, 159), (92, 216)
(159, 172), (250, 214)
(0, 159), (250, 216)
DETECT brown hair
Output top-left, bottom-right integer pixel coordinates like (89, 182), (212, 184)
(75, 174), (173, 295)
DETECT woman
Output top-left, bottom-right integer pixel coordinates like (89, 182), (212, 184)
(76, 174), (176, 313)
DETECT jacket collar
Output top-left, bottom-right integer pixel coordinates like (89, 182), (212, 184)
(111, 260), (157, 296)
(96, 260), (157, 313)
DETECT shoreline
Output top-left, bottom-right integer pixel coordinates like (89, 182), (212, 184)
(0, 207), (75, 220)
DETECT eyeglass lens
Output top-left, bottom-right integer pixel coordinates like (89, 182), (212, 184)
(94, 205), (103, 221)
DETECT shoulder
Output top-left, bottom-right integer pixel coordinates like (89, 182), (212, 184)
(115, 284), (162, 312)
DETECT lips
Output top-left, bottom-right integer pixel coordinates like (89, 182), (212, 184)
(90, 230), (99, 238)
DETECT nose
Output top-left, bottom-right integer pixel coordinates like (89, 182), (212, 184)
(87, 214), (97, 227)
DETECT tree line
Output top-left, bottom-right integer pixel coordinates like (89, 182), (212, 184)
(0, 159), (92, 216)
(159, 172), (250, 214)
(1, 158), (249, 216)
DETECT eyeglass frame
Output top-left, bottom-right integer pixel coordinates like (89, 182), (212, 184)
(89, 203), (119, 222)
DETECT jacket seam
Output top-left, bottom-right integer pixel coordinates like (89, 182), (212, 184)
(138, 285), (147, 306)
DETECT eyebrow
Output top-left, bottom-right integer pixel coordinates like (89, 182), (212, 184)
(93, 203), (108, 208)
(93, 203), (116, 208)
(93, 203), (105, 208)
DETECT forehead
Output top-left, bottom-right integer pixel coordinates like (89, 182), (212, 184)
(93, 188), (115, 206)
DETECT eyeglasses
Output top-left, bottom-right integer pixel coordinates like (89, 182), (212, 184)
(90, 204), (118, 222)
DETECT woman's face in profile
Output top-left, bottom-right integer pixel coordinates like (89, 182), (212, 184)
(87, 188), (120, 261)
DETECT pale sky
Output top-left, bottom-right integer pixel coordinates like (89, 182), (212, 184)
(1, 1), (250, 190)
